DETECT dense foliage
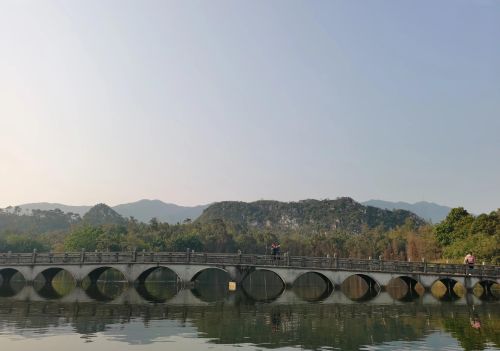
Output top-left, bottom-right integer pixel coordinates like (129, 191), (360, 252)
(436, 207), (500, 263)
(0, 200), (498, 264)
(197, 198), (425, 233)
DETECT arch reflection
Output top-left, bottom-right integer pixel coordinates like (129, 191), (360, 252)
(135, 266), (180, 302)
(242, 270), (285, 302)
(386, 276), (424, 301)
(83, 267), (127, 301)
(341, 274), (380, 301)
(431, 278), (464, 301)
(33, 268), (76, 299)
(473, 280), (500, 301)
(293, 272), (333, 302)
(191, 268), (230, 302)
(0, 269), (25, 298)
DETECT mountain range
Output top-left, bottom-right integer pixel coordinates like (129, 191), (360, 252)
(9, 198), (452, 225)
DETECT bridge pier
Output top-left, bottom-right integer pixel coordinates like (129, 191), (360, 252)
(225, 265), (256, 284)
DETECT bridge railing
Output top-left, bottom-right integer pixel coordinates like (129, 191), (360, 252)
(0, 253), (33, 265)
(0, 251), (498, 278)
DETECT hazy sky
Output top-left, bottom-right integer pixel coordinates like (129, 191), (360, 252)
(0, 1), (499, 213)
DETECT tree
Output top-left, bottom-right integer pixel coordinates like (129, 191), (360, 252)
(64, 224), (103, 251)
(168, 233), (203, 252)
(435, 207), (473, 246)
(0, 234), (48, 252)
(96, 224), (127, 251)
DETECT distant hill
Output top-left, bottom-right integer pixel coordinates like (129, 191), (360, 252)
(8, 198), (443, 231)
(196, 197), (425, 233)
(113, 199), (209, 223)
(13, 200), (209, 224)
(362, 200), (452, 223)
(0, 208), (79, 234)
(18, 203), (91, 216)
(82, 204), (126, 226)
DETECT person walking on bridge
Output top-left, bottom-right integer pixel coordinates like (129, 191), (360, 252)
(464, 251), (475, 271)
(275, 243), (281, 262)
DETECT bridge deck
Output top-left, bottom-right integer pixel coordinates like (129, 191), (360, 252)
(0, 251), (498, 279)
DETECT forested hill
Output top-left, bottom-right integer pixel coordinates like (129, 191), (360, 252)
(0, 203), (125, 234)
(196, 197), (425, 233)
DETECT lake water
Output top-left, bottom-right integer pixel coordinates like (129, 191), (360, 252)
(0, 270), (498, 351)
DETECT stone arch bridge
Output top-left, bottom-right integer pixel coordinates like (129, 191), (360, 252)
(0, 251), (498, 300)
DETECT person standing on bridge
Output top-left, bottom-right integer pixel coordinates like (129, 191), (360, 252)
(464, 251), (475, 270)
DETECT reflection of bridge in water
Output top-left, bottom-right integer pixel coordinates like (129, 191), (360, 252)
(0, 251), (498, 302)
(3, 285), (490, 306)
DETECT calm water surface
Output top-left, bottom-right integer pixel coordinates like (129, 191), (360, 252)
(0, 271), (498, 351)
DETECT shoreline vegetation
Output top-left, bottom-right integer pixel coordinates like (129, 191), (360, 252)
(0, 198), (498, 264)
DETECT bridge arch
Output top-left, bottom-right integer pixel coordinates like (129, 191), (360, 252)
(84, 266), (127, 284)
(473, 279), (500, 300)
(190, 267), (231, 302)
(431, 277), (464, 301)
(241, 269), (285, 302)
(136, 266), (180, 284)
(134, 266), (181, 303)
(190, 267), (230, 282)
(0, 268), (25, 297)
(33, 267), (76, 299)
(293, 271), (334, 301)
(0, 268), (25, 285)
(83, 266), (128, 302)
(253, 268), (286, 286)
(386, 276), (424, 301)
(341, 273), (381, 301)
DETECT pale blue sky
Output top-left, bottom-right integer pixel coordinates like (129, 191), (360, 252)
(0, 0), (499, 213)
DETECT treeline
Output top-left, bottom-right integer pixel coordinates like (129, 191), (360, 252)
(0, 207), (79, 234)
(0, 206), (498, 264)
(436, 207), (500, 263)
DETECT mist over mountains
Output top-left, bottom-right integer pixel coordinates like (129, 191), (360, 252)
(113, 200), (209, 224)
(362, 200), (452, 223)
(15, 200), (209, 224)
(16, 203), (91, 216)
(13, 199), (451, 224)
(8, 198), (453, 225)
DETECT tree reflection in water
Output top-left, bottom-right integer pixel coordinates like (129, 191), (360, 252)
(0, 295), (497, 351)
(0, 269), (498, 351)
